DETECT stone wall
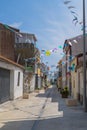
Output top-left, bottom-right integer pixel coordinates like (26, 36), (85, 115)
(23, 72), (33, 93)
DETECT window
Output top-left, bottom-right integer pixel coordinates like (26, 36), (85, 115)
(17, 72), (20, 86)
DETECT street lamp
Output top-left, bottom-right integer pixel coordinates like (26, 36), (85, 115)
(83, 0), (87, 112)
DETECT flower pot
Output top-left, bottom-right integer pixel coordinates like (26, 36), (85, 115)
(61, 93), (68, 98)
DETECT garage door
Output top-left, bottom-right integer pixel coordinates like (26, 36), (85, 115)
(0, 68), (10, 103)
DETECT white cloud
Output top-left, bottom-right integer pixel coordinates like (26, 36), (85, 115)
(9, 22), (23, 28)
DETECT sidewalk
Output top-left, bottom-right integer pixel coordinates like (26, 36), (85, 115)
(0, 88), (49, 129)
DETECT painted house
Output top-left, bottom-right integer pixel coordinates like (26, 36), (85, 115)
(71, 54), (87, 104)
(71, 57), (77, 99)
(75, 53), (87, 104)
(15, 32), (38, 92)
(0, 55), (24, 104)
(63, 34), (87, 101)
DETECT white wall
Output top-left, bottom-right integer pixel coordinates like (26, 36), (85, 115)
(0, 61), (23, 100)
(13, 69), (23, 99)
(0, 61), (15, 70)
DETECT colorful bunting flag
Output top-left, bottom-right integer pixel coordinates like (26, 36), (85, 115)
(41, 49), (45, 52)
(45, 50), (51, 56)
(41, 54), (44, 56)
(58, 45), (63, 49)
(50, 50), (53, 52)
(52, 48), (58, 52)
(70, 11), (78, 16)
(62, 62), (65, 65)
(68, 6), (75, 9)
(72, 16), (78, 22)
(69, 56), (72, 61)
(64, 1), (71, 5)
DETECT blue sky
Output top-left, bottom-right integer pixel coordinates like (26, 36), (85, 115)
(0, 0), (87, 70)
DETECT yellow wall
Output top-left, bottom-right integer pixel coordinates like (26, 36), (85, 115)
(37, 68), (41, 76)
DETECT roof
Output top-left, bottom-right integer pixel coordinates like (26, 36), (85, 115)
(63, 34), (87, 56)
(0, 23), (20, 32)
(0, 55), (24, 70)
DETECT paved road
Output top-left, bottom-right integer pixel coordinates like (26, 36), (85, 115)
(0, 85), (87, 130)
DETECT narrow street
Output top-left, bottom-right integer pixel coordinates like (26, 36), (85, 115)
(0, 0), (87, 129)
(0, 85), (87, 130)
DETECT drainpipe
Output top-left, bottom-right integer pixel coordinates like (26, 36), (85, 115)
(66, 51), (67, 87)
(83, 0), (87, 112)
(69, 46), (72, 96)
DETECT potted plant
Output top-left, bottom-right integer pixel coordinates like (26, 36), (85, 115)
(60, 86), (69, 98)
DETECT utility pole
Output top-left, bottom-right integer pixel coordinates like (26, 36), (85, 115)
(83, 0), (87, 112)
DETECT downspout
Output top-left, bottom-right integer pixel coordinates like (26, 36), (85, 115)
(69, 46), (72, 96)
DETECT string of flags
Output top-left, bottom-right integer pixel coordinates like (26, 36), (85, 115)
(63, 0), (78, 26)
(68, 63), (75, 71)
(41, 36), (81, 57)
(63, 0), (87, 31)
(42, 50), (65, 56)
(43, 1), (87, 57)
(50, 62), (75, 71)
(41, 45), (64, 56)
(42, 1), (86, 71)
(62, 60), (76, 71)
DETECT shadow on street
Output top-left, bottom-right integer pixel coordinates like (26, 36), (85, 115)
(1, 85), (87, 130)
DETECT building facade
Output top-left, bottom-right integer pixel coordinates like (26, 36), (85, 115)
(15, 32), (38, 92)
(0, 55), (24, 103)
(63, 34), (87, 103)
(0, 23), (19, 61)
